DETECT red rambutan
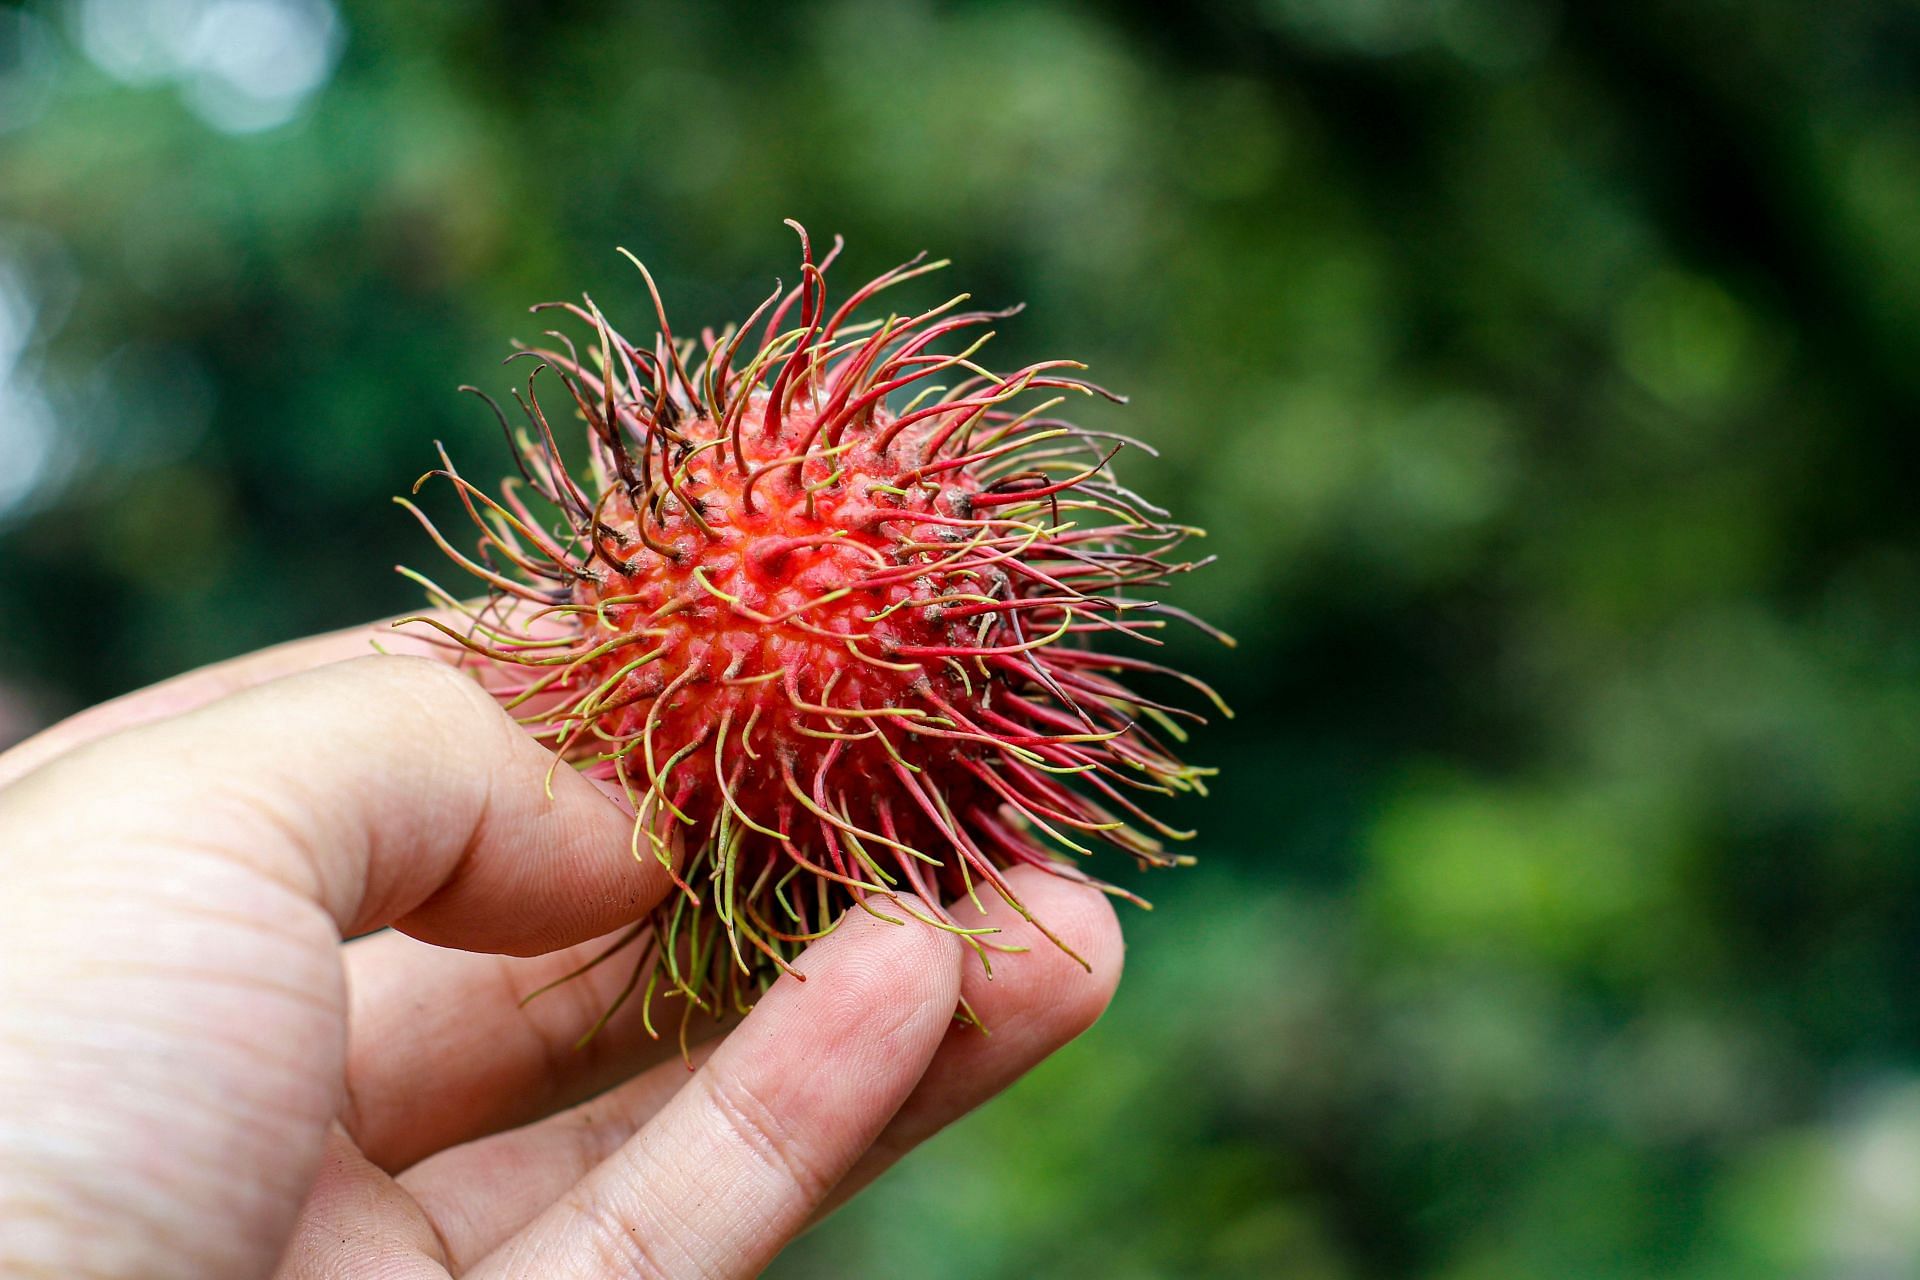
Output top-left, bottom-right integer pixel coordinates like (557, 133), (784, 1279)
(399, 223), (1229, 1038)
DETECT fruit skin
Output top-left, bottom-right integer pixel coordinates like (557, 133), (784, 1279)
(400, 223), (1228, 1037)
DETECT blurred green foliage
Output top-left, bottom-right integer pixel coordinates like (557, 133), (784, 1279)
(4, 0), (1920, 1275)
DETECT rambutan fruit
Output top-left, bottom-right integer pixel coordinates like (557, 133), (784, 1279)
(399, 222), (1229, 1036)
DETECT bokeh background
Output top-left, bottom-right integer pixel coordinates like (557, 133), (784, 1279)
(4, 0), (1920, 1275)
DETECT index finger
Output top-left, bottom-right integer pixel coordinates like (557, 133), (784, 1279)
(6, 653), (662, 951)
(0, 614), (442, 790)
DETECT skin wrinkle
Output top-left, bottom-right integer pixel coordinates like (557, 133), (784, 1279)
(569, 1042), (717, 1166)
(3, 846), (346, 1278)
(62, 1086), (326, 1237)
(13, 894), (339, 1032)
(696, 1069), (841, 1209)
(17, 857), (348, 1079)
(13, 1083), (306, 1276)
(7, 1152), (195, 1273)
(561, 1182), (684, 1280)
(115, 885), (342, 953)
(216, 772), (355, 920)
(32, 999), (328, 1109)
(614, 1131), (758, 1280)
(70, 954), (343, 1027)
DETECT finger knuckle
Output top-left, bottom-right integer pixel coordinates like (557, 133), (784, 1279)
(700, 1072), (837, 1206)
(560, 1188), (680, 1280)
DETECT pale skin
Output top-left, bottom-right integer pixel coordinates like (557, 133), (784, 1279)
(0, 622), (1123, 1278)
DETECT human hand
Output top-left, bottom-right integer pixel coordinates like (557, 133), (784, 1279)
(0, 624), (1122, 1278)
